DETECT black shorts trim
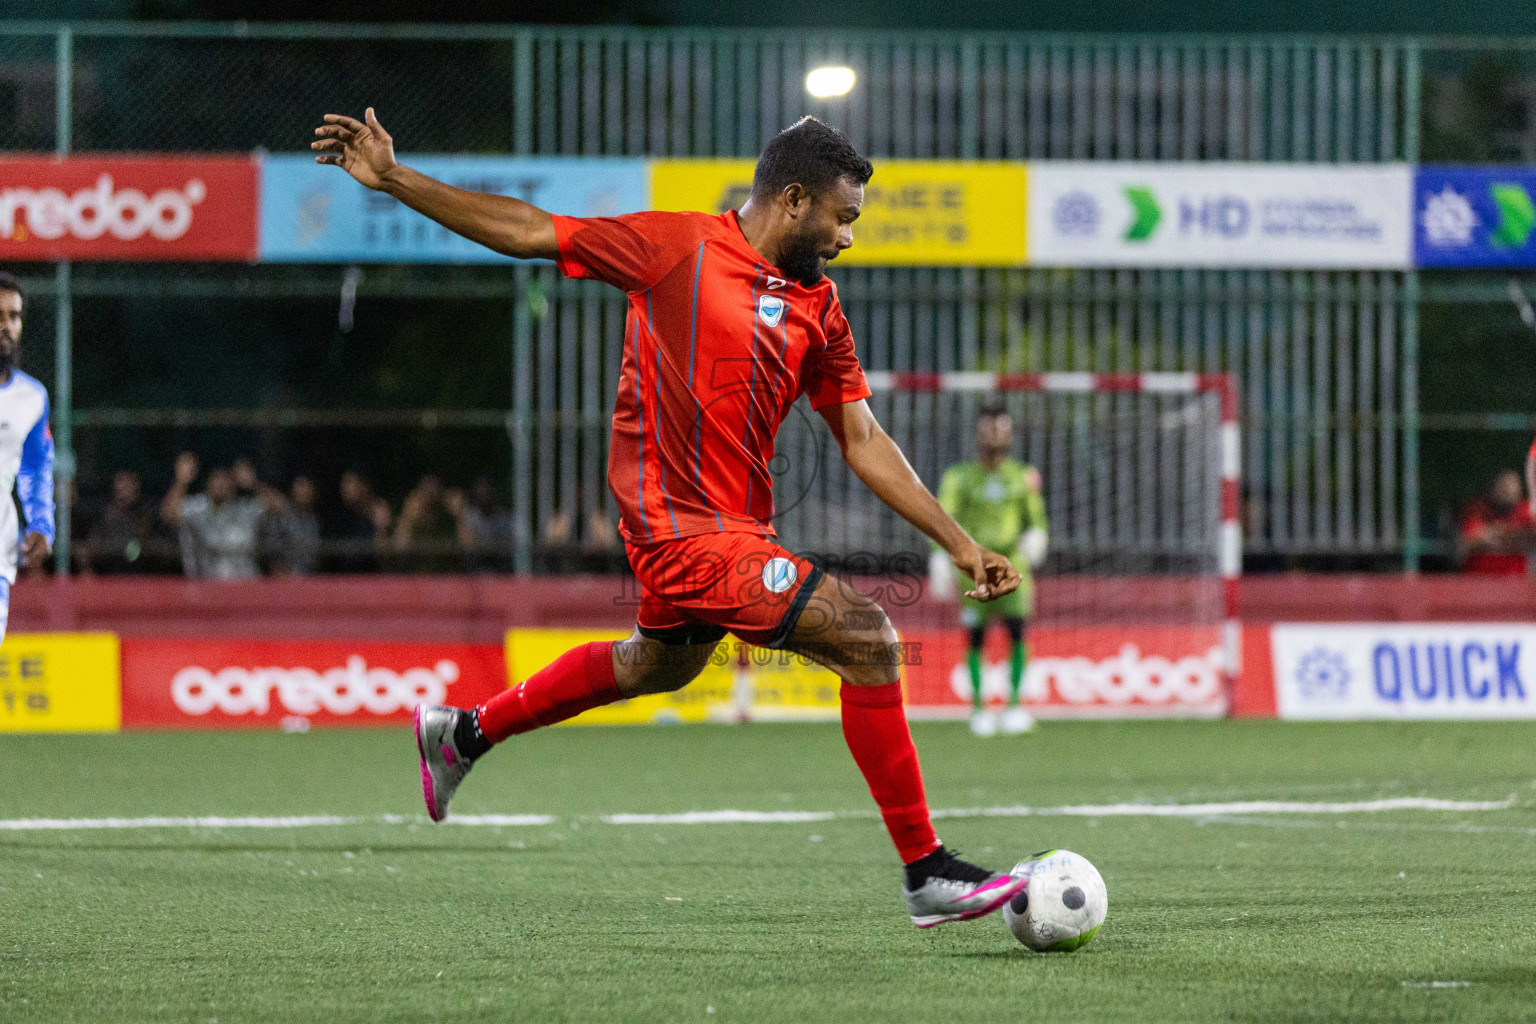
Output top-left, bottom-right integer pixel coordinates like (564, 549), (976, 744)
(764, 565), (825, 650)
(636, 620), (730, 646)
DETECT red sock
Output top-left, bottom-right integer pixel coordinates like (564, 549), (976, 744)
(475, 641), (620, 742)
(839, 681), (941, 863)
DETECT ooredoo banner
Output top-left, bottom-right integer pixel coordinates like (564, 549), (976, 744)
(120, 638), (506, 730)
(0, 156), (258, 261)
(1027, 162), (1413, 269)
(902, 626), (1229, 718)
(1272, 623), (1536, 720)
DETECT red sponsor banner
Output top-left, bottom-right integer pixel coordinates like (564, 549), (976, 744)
(0, 156), (257, 261)
(120, 638), (506, 730)
(903, 626), (1229, 717)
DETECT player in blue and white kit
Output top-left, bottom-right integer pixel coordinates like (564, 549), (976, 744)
(0, 272), (55, 643)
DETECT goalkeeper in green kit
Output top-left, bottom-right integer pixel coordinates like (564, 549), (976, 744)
(929, 403), (1048, 736)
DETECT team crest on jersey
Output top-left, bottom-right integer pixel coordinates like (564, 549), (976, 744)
(762, 557), (798, 594)
(756, 294), (786, 328)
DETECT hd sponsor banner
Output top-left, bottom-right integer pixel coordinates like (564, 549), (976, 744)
(1027, 162), (1413, 269)
(1415, 166), (1536, 268)
(650, 159), (1029, 266)
(902, 626), (1228, 718)
(258, 154), (648, 263)
(1273, 623), (1536, 720)
(507, 629), (841, 725)
(120, 638), (506, 730)
(0, 156), (257, 261)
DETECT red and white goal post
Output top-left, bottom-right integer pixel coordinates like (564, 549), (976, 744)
(857, 370), (1241, 718)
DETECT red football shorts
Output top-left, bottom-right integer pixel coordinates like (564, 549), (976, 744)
(625, 532), (825, 648)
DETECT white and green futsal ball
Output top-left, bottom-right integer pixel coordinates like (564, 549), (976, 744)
(1002, 849), (1108, 951)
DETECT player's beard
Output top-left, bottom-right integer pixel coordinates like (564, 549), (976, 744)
(0, 339), (16, 377)
(778, 226), (835, 287)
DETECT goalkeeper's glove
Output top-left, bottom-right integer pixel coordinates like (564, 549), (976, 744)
(927, 549), (956, 601)
(1017, 527), (1049, 569)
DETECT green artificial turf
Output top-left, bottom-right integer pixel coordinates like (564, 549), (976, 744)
(1, 720), (1533, 1023)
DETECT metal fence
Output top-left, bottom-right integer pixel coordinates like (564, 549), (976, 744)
(1, 23), (1533, 571)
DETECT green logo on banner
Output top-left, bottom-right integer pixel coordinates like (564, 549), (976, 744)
(1124, 187), (1161, 242)
(1489, 183), (1536, 250)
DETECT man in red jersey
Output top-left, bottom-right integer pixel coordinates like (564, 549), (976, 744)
(314, 110), (1027, 927)
(1459, 468), (1534, 575)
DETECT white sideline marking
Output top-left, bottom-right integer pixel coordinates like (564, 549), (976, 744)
(933, 796), (1520, 819)
(605, 810), (840, 825)
(0, 797), (1515, 831)
(0, 815), (360, 830)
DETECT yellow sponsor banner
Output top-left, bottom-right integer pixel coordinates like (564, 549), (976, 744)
(505, 628), (841, 726)
(649, 160), (1027, 266)
(0, 632), (121, 733)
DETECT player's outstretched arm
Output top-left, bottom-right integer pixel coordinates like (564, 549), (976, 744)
(311, 108), (558, 260)
(819, 399), (1019, 602)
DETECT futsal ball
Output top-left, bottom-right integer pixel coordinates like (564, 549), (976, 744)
(1001, 849), (1108, 951)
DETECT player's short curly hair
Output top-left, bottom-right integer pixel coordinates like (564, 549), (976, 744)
(751, 116), (873, 203)
(0, 270), (23, 307)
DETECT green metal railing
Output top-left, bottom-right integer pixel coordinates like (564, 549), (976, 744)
(4, 22), (1534, 570)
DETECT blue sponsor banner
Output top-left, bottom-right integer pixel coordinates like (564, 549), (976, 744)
(258, 155), (648, 263)
(1415, 165), (1536, 268)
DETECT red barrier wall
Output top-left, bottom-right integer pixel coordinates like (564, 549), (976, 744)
(11, 574), (1534, 643)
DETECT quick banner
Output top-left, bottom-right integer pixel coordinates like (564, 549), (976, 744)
(1415, 166), (1536, 268)
(1027, 162), (1413, 269)
(258, 155), (649, 263)
(1273, 623), (1536, 720)
(120, 638), (506, 730)
(0, 156), (257, 261)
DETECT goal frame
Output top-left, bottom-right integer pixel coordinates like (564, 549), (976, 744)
(862, 369), (1242, 705)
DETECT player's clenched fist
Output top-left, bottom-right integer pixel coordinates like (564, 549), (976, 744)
(951, 544), (1020, 602)
(311, 107), (398, 191)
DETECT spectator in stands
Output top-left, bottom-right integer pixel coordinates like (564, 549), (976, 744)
(392, 474), (460, 572)
(1458, 470), (1535, 575)
(260, 475), (321, 576)
(82, 470), (158, 574)
(458, 475), (518, 572)
(329, 469), (391, 573)
(161, 452), (266, 579)
(540, 489), (620, 573)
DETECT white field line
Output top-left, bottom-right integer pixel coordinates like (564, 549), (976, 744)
(0, 796), (1516, 831)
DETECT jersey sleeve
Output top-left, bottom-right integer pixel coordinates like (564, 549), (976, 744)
(804, 287), (872, 411)
(17, 396), (54, 544)
(1021, 466), (1047, 533)
(551, 211), (703, 293)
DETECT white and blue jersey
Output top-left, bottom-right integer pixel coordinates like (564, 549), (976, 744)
(0, 371), (55, 609)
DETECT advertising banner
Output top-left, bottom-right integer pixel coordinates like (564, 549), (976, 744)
(258, 154), (649, 263)
(507, 629), (842, 725)
(0, 156), (258, 261)
(0, 633), (120, 733)
(650, 159), (1029, 266)
(1272, 623), (1536, 720)
(120, 638), (506, 730)
(1027, 162), (1413, 269)
(901, 626), (1229, 719)
(1415, 166), (1536, 268)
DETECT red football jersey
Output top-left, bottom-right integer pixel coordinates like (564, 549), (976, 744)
(551, 209), (870, 544)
